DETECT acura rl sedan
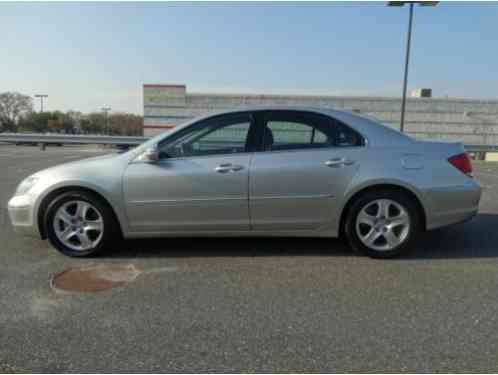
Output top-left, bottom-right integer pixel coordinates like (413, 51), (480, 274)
(8, 107), (481, 258)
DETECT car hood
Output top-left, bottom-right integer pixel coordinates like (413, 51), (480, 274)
(32, 152), (127, 180)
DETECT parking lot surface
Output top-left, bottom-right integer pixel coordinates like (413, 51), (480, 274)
(2, 144), (498, 373)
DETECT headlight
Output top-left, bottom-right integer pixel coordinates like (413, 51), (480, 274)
(15, 176), (39, 196)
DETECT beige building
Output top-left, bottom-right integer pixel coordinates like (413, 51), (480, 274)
(143, 84), (498, 149)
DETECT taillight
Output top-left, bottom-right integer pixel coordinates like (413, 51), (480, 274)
(448, 152), (473, 176)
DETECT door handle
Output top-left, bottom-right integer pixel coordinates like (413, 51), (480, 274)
(215, 163), (244, 173)
(325, 158), (355, 167)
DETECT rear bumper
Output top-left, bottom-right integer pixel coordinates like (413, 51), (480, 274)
(425, 180), (481, 230)
(7, 195), (41, 238)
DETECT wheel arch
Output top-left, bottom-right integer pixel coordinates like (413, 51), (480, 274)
(37, 185), (124, 240)
(338, 182), (427, 237)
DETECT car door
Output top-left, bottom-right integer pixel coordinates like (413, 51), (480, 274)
(249, 110), (363, 231)
(123, 112), (256, 234)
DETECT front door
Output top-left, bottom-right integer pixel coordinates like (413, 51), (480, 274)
(124, 112), (255, 234)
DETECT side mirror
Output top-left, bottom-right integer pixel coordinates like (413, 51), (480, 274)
(136, 146), (160, 163)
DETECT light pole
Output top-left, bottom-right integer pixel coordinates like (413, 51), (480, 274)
(388, 1), (438, 132)
(34, 94), (48, 112)
(101, 106), (111, 135)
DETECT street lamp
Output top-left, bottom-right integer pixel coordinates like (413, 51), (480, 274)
(101, 106), (111, 135)
(34, 94), (48, 112)
(388, 1), (438, 132)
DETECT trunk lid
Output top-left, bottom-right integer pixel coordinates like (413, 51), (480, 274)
(415, 138), (466, 158)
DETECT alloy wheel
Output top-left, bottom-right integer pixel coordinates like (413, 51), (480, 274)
(53, 200), (104, 252)
(355, 199), (410, 251)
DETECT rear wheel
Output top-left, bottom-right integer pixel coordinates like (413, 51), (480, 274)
(344, 190), (421, 258)
(45, 190), (118, 257)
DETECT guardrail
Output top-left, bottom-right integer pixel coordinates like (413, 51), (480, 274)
(1, 133), (498, 154)
(464, 144), (498, 153)
(0, 133), (148, 147)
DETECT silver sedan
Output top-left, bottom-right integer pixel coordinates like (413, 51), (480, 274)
(8, 107), (481, 258)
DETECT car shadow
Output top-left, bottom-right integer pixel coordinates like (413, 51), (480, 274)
(405, 212), (498, 260)
(105, 213), (498, 260)
(109, 236), (352, 259)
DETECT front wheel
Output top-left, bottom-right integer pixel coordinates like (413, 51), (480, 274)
(45, 190), (118, 257)
(344, 190), (422, 258)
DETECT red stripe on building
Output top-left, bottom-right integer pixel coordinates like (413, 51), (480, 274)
(143, 124), (176, 129)
(143, 84), (186, 89)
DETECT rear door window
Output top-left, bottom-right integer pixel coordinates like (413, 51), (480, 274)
(261, 111), (335, 152)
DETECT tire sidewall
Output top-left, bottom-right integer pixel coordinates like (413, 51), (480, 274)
(345, 190), (421, 258)
(45, 191), (114, 257)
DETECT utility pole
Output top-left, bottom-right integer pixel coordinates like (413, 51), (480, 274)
(387, 1), (438, 132)
(34, 94), (48, 112)
(399, 2), (414, 133)
(101, 106), (111, 135)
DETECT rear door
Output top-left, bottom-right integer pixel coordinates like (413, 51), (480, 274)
(249, 110), (362, 231)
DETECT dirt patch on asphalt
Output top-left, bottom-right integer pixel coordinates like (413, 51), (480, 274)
(51, 264), (141, 292)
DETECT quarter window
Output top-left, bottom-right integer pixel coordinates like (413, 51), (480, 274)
(336, 123), (364, 147)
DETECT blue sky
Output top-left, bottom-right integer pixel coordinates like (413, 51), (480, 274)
(1, 1), (497, 114)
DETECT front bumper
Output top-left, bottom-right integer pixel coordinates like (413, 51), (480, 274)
(7, 195), (41, 238)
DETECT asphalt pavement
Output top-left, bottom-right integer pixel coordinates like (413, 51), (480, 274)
(2, 144), (498, 373)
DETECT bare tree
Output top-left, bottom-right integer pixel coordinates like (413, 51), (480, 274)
(0, 92), (33, 132)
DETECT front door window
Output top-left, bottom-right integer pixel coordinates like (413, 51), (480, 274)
(159, 114), (252, 159)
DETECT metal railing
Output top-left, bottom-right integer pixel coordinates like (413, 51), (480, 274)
(1, 133), (498, 153)
(0, 133), (148, 146)
(464, 144), (498, 153)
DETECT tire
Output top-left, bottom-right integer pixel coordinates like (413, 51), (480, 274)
(344, 190), (422, 258)
(44, 190), (119, 257)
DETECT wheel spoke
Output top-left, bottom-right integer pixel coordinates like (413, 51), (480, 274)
(76, 202), (90, 219)
(77, 231), (92, 249)
(74, 202), (82, 217)
(85, 219), (103, 232)
(59, 211), (73, 226)
(384, 230), (400, 248)
(363, 228), (381, 245)
(63, 228), (77, 241)
(383, 200), (391, 218)
(357, 210), (375, 227)
(389, 212), (409, 229)
(375, 200), (386, 218)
